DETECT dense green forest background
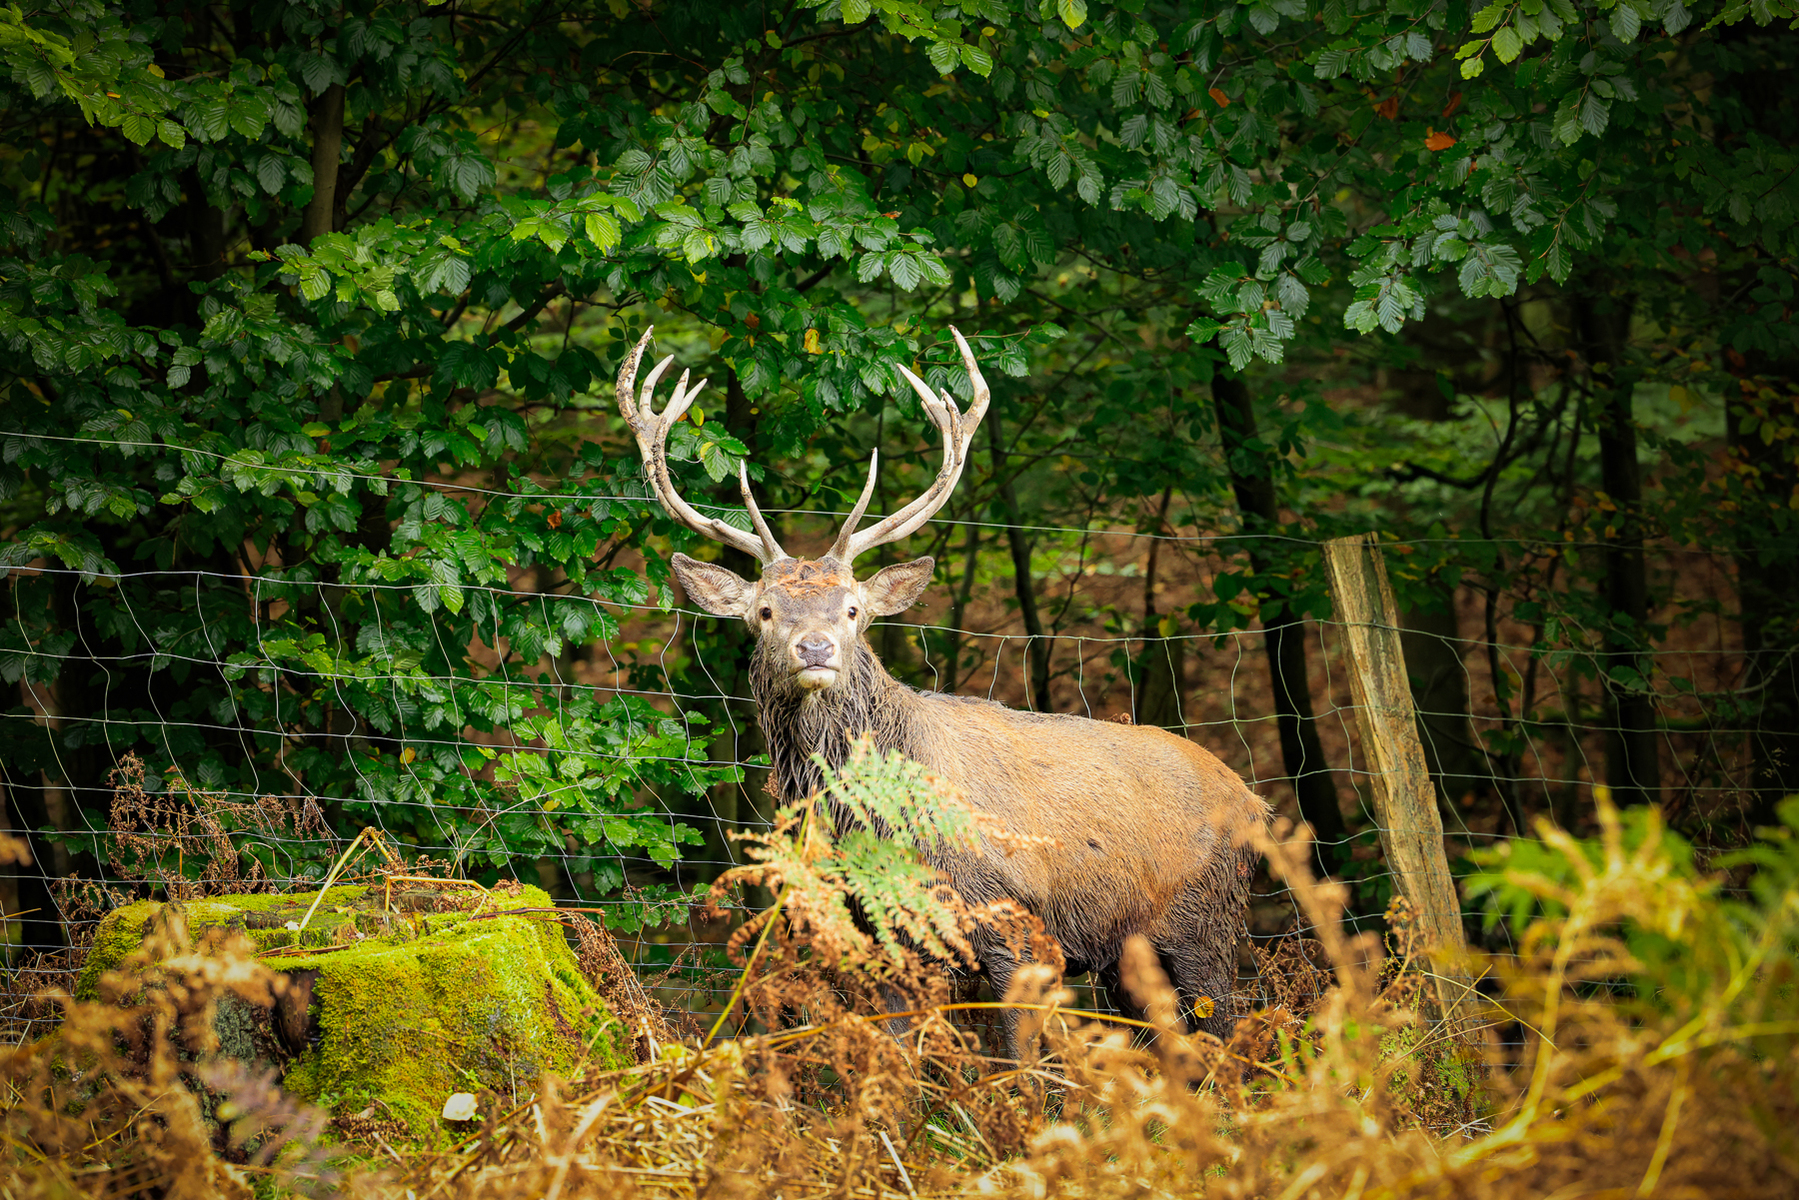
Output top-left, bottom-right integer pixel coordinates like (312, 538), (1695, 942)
(0, 0), (1795, 960)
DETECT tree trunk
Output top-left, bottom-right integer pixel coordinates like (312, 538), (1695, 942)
(1211, 374), (1346, 859)
(0, 770), (60, 955)
(301, 84), (345, 245)
(1135, 487), (1188, 731)
(1730, 390), (1799, 829)
(1577, 281), (1661, 807)
(941, 521), (981, 694)
(1398, 587), (1490, 810)
(987, 403), (1053, 713)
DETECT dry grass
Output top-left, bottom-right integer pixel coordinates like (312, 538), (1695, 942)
(3, 794), (1796, 1199)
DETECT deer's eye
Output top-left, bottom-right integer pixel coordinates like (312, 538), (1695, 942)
(847, 606), (859, 620)
(759, 607), (772, 621)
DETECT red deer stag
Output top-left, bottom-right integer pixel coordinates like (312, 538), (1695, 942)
(616, 325), (1271, 1043)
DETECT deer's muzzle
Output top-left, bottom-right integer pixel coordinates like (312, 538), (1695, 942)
(793, 634), (840, 689)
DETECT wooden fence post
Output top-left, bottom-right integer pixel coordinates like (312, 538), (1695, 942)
(1322, 533), (1476, 1036)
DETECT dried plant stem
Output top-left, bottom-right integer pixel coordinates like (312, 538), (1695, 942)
(703, 882), (791, 1048)
(1636, 1053), (1691, 1198)
(294, 827), (379, 938)
(878, 1128), (917, 1199)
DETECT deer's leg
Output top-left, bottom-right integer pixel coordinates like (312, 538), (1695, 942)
(879, 983), (914, 1041)
(1095, 962), (1151, 1041)
(975, 942), (1026, 1064)
(1161, 896), (1242, 1041)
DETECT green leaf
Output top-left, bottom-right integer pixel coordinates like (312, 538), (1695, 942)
(1472, 1), (1508, 32)
(1058, 0), (1088, 29)
(1492, 25), (1524, 62)
(228, 98), (268, 139)
(1185, 316), (1223, 342)
(889, 252), (923, 290)
(585, 211), (621, 253)
(415, 251), (471, 297)
(437, 341), (499, 391)
(1611, 2), (1642, 40)
(120, 111), (156, 146)
(190, 96), (229, 141)
(1580, 90), (1612, 137)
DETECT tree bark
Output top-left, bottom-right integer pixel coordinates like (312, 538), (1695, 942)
(0, 766), (60, 954)
(1135, 487), (1188, 731)
(301, 84), (345, 245)
(1577, 281), (1661, 807)
(1729, 391), (1799, 829)
(941, 521), (981, 694)
(1398, 587), (1490, 810)
(1211, 374), (1346, 859)
(987, 403), (1053, 712)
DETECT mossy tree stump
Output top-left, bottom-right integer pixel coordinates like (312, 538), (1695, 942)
(78, 884), (630, 1138)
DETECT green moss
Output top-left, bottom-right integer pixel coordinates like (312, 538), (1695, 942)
(75, 899), (162, 999)
(1378, 1022), (1489, 1126)
(75, 884), (629, 1139)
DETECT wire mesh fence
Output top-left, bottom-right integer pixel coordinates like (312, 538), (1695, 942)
(0, 504), (1771, 1047)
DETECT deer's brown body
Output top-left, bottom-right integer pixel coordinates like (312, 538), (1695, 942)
(617, 327), (1270, 1042)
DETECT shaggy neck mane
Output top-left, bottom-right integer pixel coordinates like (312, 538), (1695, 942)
(751, 636), (921, 802)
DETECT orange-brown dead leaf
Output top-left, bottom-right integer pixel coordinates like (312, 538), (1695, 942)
(546, 509), (562, 529)
(1209, 87), (1231, 108)
(1441, 92), (1464, 119)
(1425, 128), (1458, 151)
(1374, 94), (1400, 119)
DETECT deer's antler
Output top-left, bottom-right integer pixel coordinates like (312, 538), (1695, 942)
(827, 326), (991, 565)
(616, 327), (787, 565)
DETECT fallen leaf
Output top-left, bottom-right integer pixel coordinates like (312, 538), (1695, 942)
(1425, 128), (1458, 151)
(1208, 87), (1231, 108)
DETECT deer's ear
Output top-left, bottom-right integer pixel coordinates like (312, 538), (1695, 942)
(670, 553), (756, 617)
(861, 557), (935, 617)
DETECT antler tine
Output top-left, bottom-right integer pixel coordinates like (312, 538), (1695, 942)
(825, 451), (880, 562)
(837, 326), (992, 566)
(948, 324), (991, 427)
(615, 326), (787, 564)
(738, 461), (785, 562)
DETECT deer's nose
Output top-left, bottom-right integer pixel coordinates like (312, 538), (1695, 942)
(795, 634), (836, 668)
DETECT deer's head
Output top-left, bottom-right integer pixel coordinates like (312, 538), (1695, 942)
(616, 326), (990, 696)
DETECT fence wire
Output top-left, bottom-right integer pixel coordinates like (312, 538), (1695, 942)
(0, 519), (1770, 1046)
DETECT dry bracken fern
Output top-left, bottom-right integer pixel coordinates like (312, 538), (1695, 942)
(3, 788), (1795, 1200)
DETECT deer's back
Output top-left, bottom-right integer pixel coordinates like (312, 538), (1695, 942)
(903, 691), (1270, 963)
